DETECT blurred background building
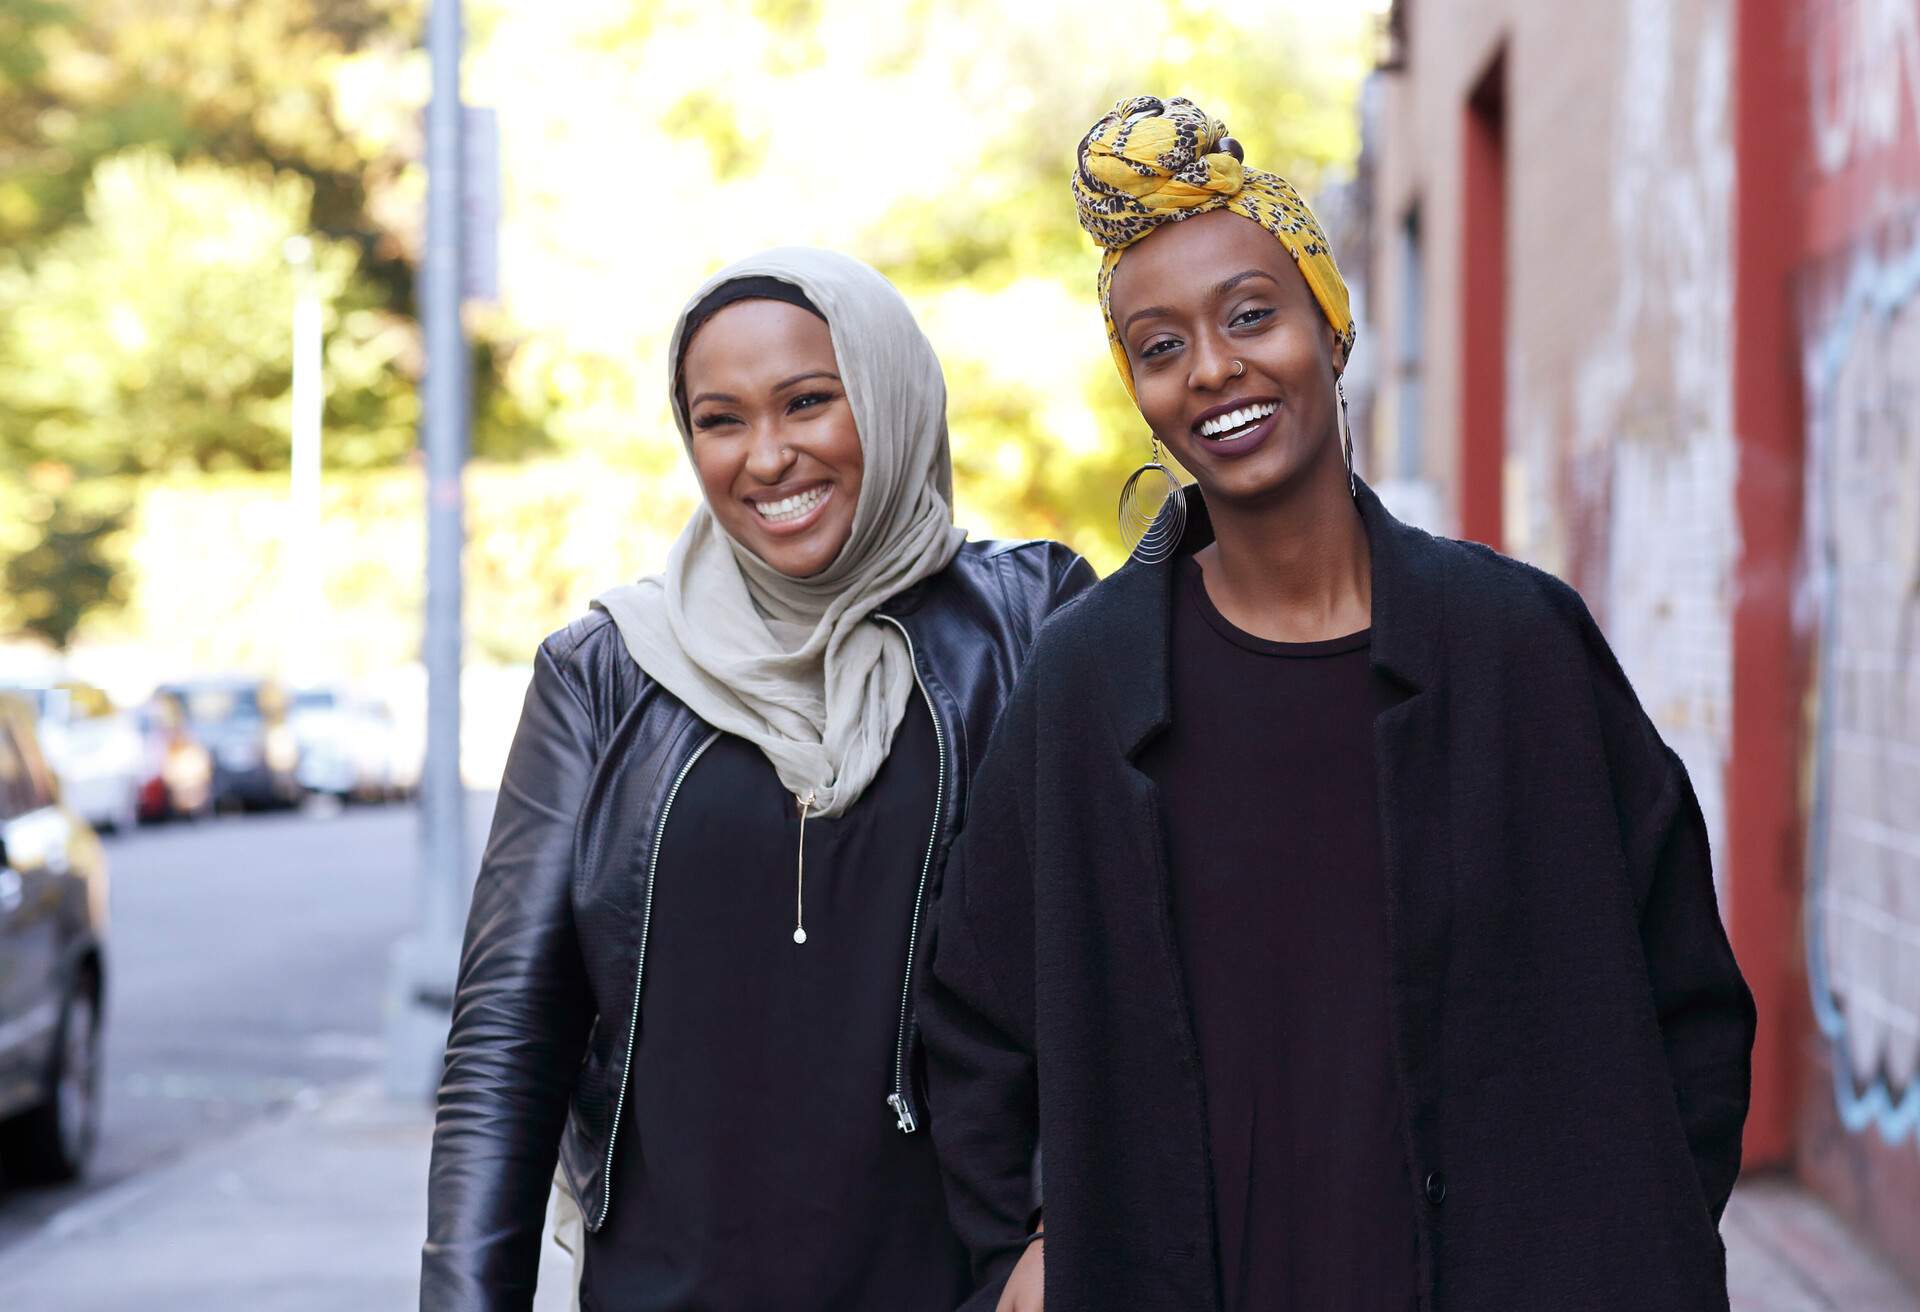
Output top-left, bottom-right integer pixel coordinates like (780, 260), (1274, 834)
(1357, 0), (1919, 1287)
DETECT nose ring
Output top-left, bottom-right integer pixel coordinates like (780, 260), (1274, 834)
(1229, 359), (1246, 378)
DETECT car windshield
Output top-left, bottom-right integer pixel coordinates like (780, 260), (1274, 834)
(178, 687), (261, 724)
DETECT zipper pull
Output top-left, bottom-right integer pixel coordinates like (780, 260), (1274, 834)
(887, 1092), (918, 1134)
(793, 791), (815, 945)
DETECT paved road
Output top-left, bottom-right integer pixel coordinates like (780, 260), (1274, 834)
(0, 793), (495, 1255)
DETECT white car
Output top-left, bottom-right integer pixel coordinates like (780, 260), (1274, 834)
(2, 683), (144, 834)
(290, 688), (403, 802)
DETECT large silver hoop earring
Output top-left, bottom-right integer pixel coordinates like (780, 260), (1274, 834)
(1337, 377), (1356, 499)
(1117, 435), (1187, 565)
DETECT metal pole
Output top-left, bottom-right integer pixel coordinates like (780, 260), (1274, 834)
(387, 0), (468, 1101)
(285, 235), (324, 688)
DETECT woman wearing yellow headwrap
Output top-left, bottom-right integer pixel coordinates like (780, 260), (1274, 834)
(920, 96), (1753, 1312)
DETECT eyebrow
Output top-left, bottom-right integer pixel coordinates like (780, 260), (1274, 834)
(1119, 268), (1281, 336)
(688, 370), (840, 410)
(1210, 268), (1279, 300)
(773, 370), (840, 392)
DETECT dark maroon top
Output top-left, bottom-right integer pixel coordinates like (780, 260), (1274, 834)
(1140, 555), (1419, 1312)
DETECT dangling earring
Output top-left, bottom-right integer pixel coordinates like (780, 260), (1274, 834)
(1337, 377), (1357, 499)
(1117, 434), (1186, 565)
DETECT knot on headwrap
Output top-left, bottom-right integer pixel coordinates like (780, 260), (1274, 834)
(1071, 94), (1358, 401)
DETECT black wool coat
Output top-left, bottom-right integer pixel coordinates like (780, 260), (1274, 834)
(919, 481), (1757, 1312)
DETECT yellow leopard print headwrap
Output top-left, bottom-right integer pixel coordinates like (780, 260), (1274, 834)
(1072, 95), (1357, 401)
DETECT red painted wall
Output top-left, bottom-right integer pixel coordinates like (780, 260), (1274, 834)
(1728, 0), (1810, 1171)
(1459, 50), (1507, 550)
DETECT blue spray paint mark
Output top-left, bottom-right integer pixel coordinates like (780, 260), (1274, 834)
(1801, 229), (1920, 1147)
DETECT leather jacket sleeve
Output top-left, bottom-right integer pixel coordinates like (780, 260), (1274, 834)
(423, 641), (598, 1311)
(1049, 550), (1098, 618)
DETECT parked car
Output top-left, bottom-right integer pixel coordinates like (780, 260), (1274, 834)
(289, 688), (401, 803)
(155, 679), (302, 812)
(0, 693), (107, 1183)
(133, 695), (215, 823)
(0, 682), (143, 835)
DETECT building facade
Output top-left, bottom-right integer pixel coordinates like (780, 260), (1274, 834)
(1359, 0), (1919, 1283)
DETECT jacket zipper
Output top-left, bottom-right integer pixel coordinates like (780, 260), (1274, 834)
(597, 619), (942, 1225)
(595, 728), (719, 1230)
(877, 613), (947, 1135)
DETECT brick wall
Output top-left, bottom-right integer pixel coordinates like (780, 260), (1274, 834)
(1792, 0), (1920, 1279)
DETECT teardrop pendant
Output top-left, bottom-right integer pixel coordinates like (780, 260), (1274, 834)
(793, 790), (815, 946)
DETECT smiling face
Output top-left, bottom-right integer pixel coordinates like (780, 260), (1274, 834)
(681, 298), (864, 579)
(1108, 208), (1346, 512)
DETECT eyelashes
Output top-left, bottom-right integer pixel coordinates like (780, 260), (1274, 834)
(690, 390), (842, 431)
(1136, 306), (1278, 364)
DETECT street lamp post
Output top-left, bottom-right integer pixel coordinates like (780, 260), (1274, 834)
(386, 0), (470, 1101)
(284, 235), (323, 688)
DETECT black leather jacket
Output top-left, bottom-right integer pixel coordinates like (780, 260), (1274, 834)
(422, 538), (1094, 1310)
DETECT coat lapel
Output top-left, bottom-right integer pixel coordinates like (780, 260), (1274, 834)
(1355, 481), (1453, 1299)
(1102, 480), (1445, 754)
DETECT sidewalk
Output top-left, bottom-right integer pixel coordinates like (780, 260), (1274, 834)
(0, 1078), (1911, 1311)
(0, 1079), (570, 1312)
(1725, 1178), (1920, 1312)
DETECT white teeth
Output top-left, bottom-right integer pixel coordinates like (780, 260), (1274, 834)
(1198, 402), (1278, 438)
(754, 486), (829, 522)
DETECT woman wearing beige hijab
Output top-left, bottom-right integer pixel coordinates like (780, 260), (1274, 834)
(421, 248), (1092, 1311)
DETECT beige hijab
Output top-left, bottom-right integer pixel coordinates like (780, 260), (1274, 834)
(594, 248), (964, 817)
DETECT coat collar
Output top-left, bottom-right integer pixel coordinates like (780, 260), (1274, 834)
(1102, 477), (1447, 760)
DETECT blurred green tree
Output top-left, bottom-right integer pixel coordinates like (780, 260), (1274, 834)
(0, 0), (554, 643)
(0, 0), (418, 294)
(0, 150), (412, 473)
(0, 0), (548, 471)
(0, 0), (1374, 653)
(0, 468), (129, 651)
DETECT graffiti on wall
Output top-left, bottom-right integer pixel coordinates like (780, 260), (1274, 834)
(1564, 0), (1736, 875)
(1810, 0), (1920, 174)
(1801, 222), (1920, 1146)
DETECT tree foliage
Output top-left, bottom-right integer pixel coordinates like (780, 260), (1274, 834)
(0, 468), (128, 650)
(0, 150), (413, 474)
(0, 0), (1374, 651)
(0, 0), (549, 479)
(0, 0), (420, 293)
(0, 0), (556, 643)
